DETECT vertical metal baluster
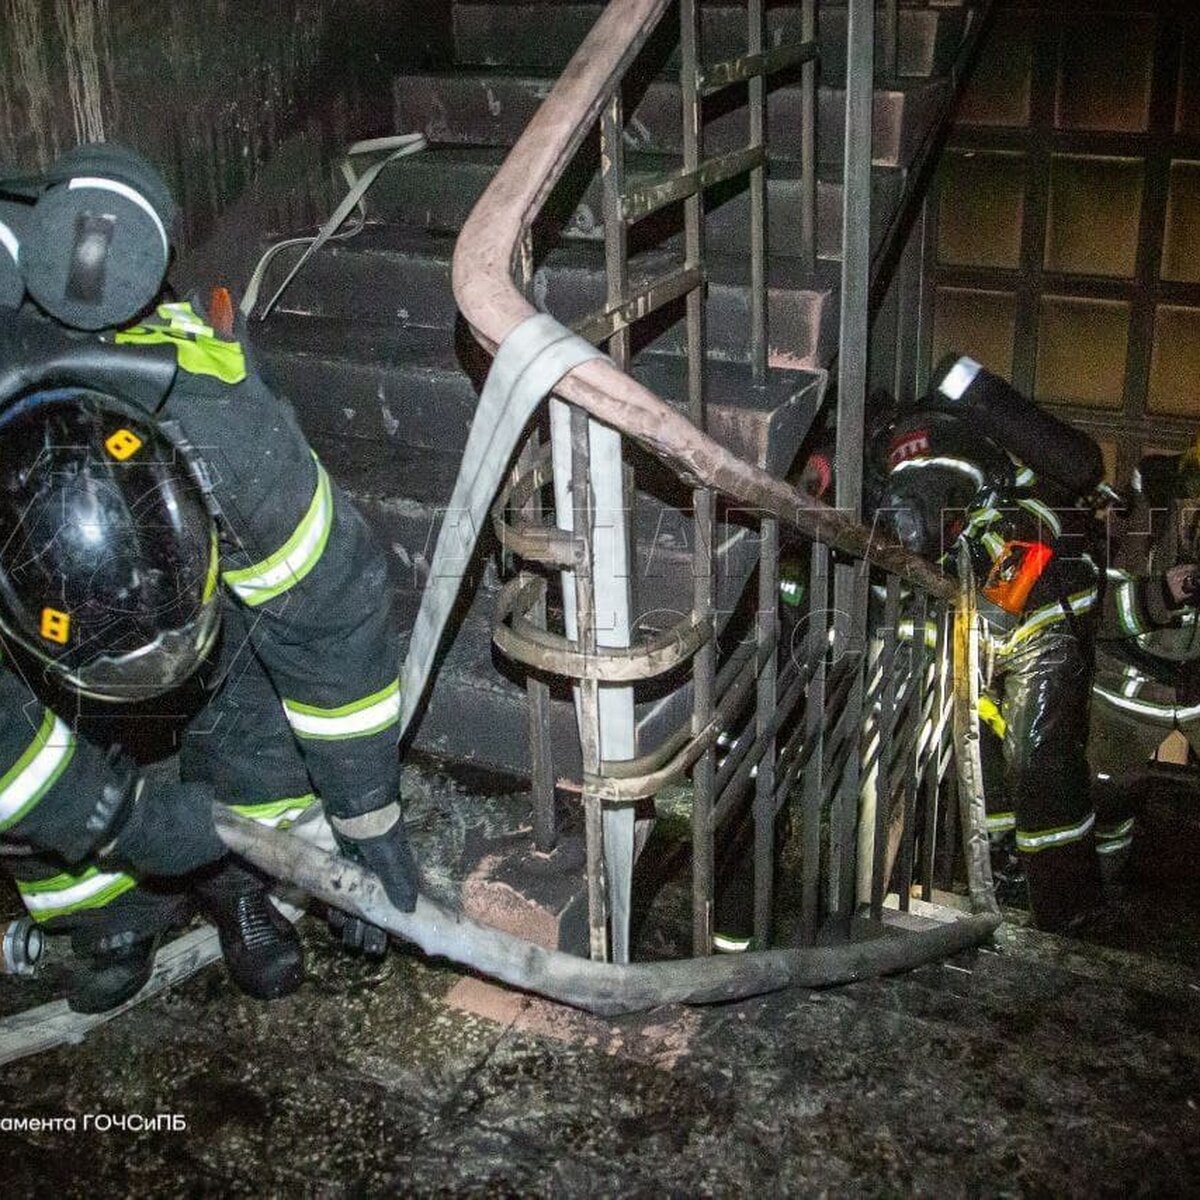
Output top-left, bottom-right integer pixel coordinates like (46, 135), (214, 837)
(892, 215), (923, 405)
(914, 194), (938, 397)
(754, 514), (779, 945)
(570, 407), (608, 962)
(800, 0), (817, 271)
(835, 0), (874, 530)
(515, 228), (557, 853)
(897, 589), (927, 910)
(748, 0), (776, 951)
(833, 564), (868, 918)
(921, 601), (950, 900)
(870, 574), (900, 921)
(599, 90), (638, 965)
(748, 0), (767, 384)
(880, 0), (898, 79)
(831, 0), (874, 920)
(681, 0), (715, 958)
(801, 540), (829, 943)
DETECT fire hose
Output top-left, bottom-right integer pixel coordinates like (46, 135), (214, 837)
(212, 804), (999, 1018)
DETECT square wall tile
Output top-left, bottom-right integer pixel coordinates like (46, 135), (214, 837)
(1149, 306), (1200, 416)
(957, 12), (1033, 127)
(1163, 160), (1200, 282)
(932, 288), (1016, 381)
(938, 151), (1027, 269)
(1056, 15), (1155, 132)
(1035, 296), (1129, 408)
(1178, 27), (1200, 137)
(1045, 156), (1143, 278)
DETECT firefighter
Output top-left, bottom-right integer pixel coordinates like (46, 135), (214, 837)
(1089, 440), (1200, 877)
(0, 147), (418, 1012)
(866, 357), (1105, 931)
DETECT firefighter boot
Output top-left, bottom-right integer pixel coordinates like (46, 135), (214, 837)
(67, 930), (160, 1014)
(196, 865), (304, 1000)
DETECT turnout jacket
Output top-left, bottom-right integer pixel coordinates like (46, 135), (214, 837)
(874, 406), (1102, 927)
(1094, 454), (1200, 724)
(0, 302), (401, 906)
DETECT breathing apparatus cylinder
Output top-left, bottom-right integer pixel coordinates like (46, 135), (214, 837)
(929, 354), (1104, 500)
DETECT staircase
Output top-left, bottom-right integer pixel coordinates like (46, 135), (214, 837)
(248, 0), (984, 781)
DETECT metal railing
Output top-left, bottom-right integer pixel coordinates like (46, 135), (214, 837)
(454, 0), (995, 968)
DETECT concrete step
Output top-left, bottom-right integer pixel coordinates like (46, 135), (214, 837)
(359, 145), (906, 263)
(249, 314), (818, 774)
(260, 225), (840, 369)
(250, 312), (824, 471)
(392, 69), (950, 168)
(451, 2), (970, 84)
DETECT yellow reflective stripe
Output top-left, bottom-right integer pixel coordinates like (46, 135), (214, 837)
(1016, 813), (1095, 853)
(283, 678), (401, 741)
(222, 460), (333, 606)
(114, 325), (247, 384)
(1092, 686), (1197, 722)
(713, 933), (752, 953)
(986, 811), (1015, 833)
(1002, 588), (1097, 649)
(1015, 465), (1036, 487)
(231, 794), (317, 829)
(964, 506), (1002, 537)
(981, 531), (1006, 561)
(0, 709), (76, 831)
(1097, 818), (1135, 842)
(17, 866), (137, 922)
(1016, 497), (1062, 537)
(202, 530), (220, 604)
(978, 694), (1007, 739)
(1115, 580), (1146, 637)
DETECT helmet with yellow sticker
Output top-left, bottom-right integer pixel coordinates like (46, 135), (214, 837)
(0, 385), (220, 701)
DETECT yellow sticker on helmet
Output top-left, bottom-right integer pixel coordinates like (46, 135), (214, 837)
(40, 608), (71, 645)
(105, 429), (143, 461)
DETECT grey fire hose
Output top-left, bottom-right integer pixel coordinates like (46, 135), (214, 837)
(213, 805), (1000, 1017)
(218, 313), (999, 1013)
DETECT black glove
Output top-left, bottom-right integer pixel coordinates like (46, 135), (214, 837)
(331, 796), (420, 913)
(99, 780), (225, 877)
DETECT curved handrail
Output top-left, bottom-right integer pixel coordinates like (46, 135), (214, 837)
(451, 0), (956, 602)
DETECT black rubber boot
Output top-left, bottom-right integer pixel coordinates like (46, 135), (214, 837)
(67, 932), (160, 1014)
(196, 866), (304, 1000)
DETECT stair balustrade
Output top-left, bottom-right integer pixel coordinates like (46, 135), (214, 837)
(454, 0), (998, 965)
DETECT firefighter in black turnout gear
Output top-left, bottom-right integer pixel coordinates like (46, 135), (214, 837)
(868, 357), (1106, 931)
(1089, 439), (1200, 872)
(0, 144), (417, 1012)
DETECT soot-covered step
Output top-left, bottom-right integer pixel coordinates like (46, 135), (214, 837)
(255, 227), (839, 368)
(450, 2), (970, 83)
(361, 145), (905, 263)
(252, 306), (827, 475)
(392, 70), (950, 168)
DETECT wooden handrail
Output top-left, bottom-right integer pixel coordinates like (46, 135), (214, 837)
(450, 0), (957, 601)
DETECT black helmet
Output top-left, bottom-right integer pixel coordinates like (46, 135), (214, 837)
(867, 409), (1014, 560)
(0, 386), (220, 701)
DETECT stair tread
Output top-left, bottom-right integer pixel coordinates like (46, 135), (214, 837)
(257, 306), (821, 479)
(265, 221), (840, 299)
(451, 2), (972, 82)
(393, 68), (951, 168)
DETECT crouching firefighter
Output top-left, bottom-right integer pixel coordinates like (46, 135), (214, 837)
(0, 143), (418, 1012)
(1089, 439), (1200, 877)
(867, 356), (1106, 931)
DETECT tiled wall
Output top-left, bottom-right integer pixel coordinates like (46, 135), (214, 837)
(932, 2), (1200, 481)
